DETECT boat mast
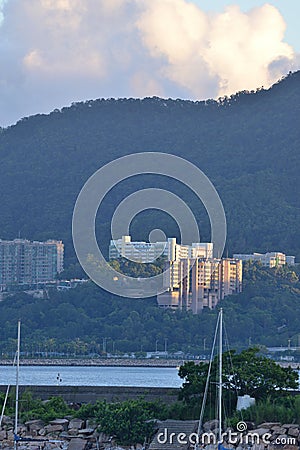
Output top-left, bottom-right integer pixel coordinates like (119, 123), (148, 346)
(14, 320), (21, 450)
(218, 308), (223, 443)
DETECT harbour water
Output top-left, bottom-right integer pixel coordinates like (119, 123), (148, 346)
(0, 365), (182, 387)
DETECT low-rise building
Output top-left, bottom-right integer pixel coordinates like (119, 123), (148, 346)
(233, 251), (295, 267)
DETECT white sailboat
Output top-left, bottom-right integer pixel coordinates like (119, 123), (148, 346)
(197, 308), (224, 449)
(0, 320), (21, 449)
(14, 319), (21, 450)
(10, 321), (65, 449)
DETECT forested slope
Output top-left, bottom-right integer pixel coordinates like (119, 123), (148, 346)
(0, 264), (299, 353)
(0, 71), (299, 267)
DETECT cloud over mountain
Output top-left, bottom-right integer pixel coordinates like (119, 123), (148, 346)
(0, 0), (298, 126)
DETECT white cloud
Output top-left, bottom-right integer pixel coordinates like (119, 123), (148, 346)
(137, 1), (296, 97)
(0, 0), (299, 126)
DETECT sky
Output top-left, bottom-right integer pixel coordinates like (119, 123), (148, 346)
(0, 0), (299, 127)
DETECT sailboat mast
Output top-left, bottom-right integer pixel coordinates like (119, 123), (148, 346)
(218, 308), (223, 443)
(14, 320), (21, 450)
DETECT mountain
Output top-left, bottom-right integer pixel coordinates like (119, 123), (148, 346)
(0, 71), (299, 268)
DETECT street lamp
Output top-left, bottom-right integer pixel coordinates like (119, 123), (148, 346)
(155, 340), (159, 352)
(102, 337), (108, 353)
(164, 338), (168, 353)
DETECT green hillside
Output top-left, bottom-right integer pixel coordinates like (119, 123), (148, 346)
(0, 263), (299, 354)
(0, 71), (299, 269)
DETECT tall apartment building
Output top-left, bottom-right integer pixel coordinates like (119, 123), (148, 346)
(158, 257), (243, 314)
(109, 236), (242, 314)
(109, 235), (213, 263)
(0, 239), (64, 291)
(233, 252), (295, 267)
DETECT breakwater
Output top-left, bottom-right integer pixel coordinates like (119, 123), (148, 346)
(0, 358), (298, 368)
(0, 385), (179, 404)
(0, 358), (182, 367)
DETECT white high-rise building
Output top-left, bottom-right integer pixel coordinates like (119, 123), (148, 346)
(109, 235), (242, 314)
(158, 258), (243, 314)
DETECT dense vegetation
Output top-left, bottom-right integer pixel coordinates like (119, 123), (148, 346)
(178, 348), (298, 420)
(109, 257), (164, 278)
(0, 71), (299, 270)
(0, 263), (299, 354)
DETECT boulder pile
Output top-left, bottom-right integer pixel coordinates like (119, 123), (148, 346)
(202, 419), (300, 450)
(1, 416), (299, 450)
(0, 415), (130, 450)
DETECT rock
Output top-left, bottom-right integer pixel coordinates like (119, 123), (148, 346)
(272, 426), (287, 434)
(7, 430), (14, 441)
(45, 424), (64, 433)
(60, 431), (72, 439)
(0, 430), (7, 441)
(288, 428), (299, 437)
(259, 422), (280, 429)
(68, 419), (84, 430)
(68, 428), (80, 436)
(78, 428), (95, 436)
(25, 419), (45, 432)
(45, 444), (63, 450)
(283, 446), (299, 450)
(1, 416), (13, 426)
(245, 421), (255, 430)
(203, 419), (219, 432)
(251, 428), (270, 437)
(38, 427), (47, 436)
(68, 438), (88, 450)
(18, 426), (27, 435)
(282, 424), (299, 429)
(50, 418), (69, 426)
(50, 418), (69, 431)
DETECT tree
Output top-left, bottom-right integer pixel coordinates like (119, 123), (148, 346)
(225, 348), (298, 399)
(78, 399), (168, 445)
(178, 361), (209, 404)
(179, 348), (299, 409)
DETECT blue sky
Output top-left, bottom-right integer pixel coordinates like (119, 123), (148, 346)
(0, 0), (299, 127)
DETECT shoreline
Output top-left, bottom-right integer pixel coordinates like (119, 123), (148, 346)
(0, 358), (299, 369)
